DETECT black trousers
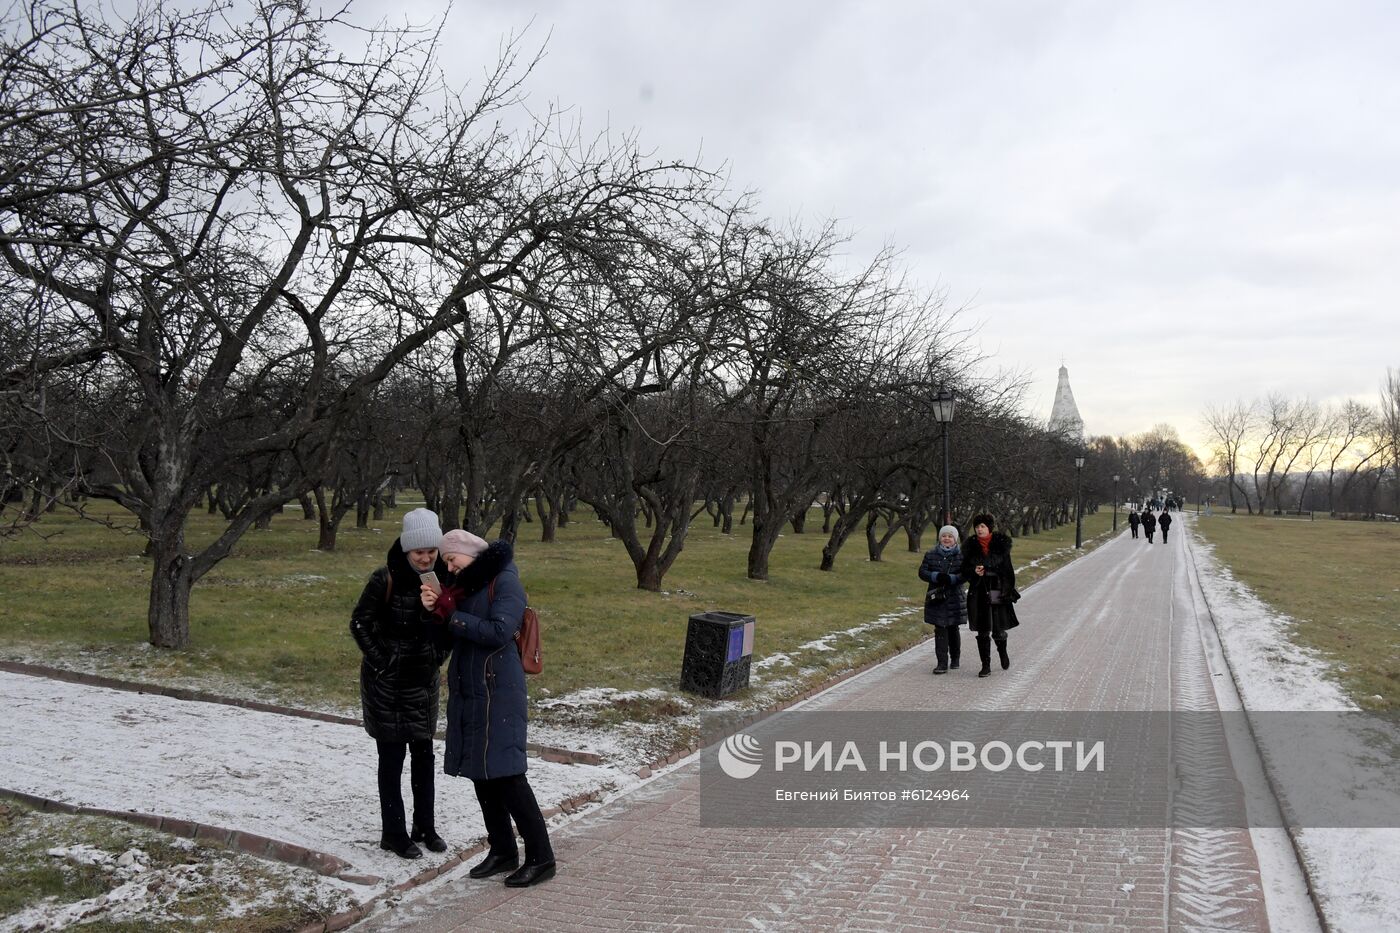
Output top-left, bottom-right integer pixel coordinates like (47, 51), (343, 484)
(1130, 526), (1138, 538)
(1145, 530), (1155, 542)
(474, 774), (555, 866)
(1162, 528), (1170, 543)
(934, 625), (961, 667)
(376, 738), (435, 839)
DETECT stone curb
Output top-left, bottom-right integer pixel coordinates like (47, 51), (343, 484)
(291, 841), (491, 933)
(0, 787), (359, 880)
(0, 660), (602, 766)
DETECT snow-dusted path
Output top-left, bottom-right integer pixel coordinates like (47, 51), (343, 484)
(359, 518), (1346, 932)
(0, 671), (631, 894)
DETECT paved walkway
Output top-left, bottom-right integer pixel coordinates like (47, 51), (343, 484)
(361, 518), (1309, 932)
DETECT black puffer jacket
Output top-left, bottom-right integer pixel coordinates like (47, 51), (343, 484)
(960, 532), (1020, 636)
(349, 541), (449, 742)
(918, 544), (966, 628)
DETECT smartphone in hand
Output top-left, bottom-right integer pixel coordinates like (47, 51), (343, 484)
(419, 571), (442, 594)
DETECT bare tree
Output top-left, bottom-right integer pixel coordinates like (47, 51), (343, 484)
(1203, 401), (1256, 513)
(1, 0), (718, 647)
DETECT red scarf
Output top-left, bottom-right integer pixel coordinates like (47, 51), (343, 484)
(976, 533), (991, 556)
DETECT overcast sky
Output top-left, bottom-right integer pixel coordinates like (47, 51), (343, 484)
(387, 0), (1399, 456)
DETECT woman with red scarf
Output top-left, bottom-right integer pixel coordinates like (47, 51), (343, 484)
(959, 513), (1020, 677)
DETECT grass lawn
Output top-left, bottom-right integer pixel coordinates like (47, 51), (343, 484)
(0, 500), (1118, 733)
(1193, 513), (1400, 711)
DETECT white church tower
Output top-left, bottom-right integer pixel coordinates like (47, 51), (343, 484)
(1048, 364), (1084, 440)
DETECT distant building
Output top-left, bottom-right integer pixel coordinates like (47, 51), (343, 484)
(1048, 364), (1084, 440)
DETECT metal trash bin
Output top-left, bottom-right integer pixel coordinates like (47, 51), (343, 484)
(680, 611), (754, 698)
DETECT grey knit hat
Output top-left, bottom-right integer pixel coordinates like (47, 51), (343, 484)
(938, 525), (960, 540)
(399, 508), (442, 552)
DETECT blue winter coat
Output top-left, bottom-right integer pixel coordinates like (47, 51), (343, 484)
(918, 545), (966, 627)
(438, 540), (529, 781)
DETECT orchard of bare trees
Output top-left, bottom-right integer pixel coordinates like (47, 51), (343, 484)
(2, 0), (1121, 650)
(1202, 370), (1400, 517)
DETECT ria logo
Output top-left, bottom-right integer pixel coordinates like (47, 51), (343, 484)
(717, 732), (763, 779)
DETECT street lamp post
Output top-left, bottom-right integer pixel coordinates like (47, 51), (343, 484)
(1074, 456), (1085, 549)
(1113, 474), (1120, 532)
(932, 388), (956, 527)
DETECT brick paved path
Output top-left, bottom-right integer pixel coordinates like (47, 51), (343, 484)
(361, 520), (1299, 932)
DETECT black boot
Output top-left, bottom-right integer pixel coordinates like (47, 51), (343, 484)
(411, 823), (447, 853)
(977, 635), (992, 677)
(378, 769), (420, 859)
(996, 638), (1010, 671)
(469, 850), (520, 879)
(409, 742), (446, 852)
(380, 833), (423, 860)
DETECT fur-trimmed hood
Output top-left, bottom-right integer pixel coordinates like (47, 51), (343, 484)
(447, 539), (514, 595)
(963, 531), (1012, 557)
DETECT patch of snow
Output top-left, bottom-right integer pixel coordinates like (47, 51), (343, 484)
(0, 670), (636, 903)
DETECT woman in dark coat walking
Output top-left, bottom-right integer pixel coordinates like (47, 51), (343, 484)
(349, 508), (450, 860)
(424, 529), (556, 888)
(918, 525), (966, 674)
(1127, 509), (1141, 539)
(960, 514), (1019, 678)
(1158, 509), (1172, 543)
(1141, 510), (1157, 543)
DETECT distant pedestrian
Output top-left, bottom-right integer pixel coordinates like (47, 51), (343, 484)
(1158, 510), (1172, 543)
(349, 508), (451, 860)
(424, 530), (556, 888)
(919, 525), (966, 674)
(1141, 510), (1157, 543)
(960, 514), (1020, 678)
(1127, 510), (1140, 539)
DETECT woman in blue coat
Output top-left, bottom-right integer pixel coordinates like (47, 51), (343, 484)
(918, 525), (966, 674)
(423, 530), (556, 888)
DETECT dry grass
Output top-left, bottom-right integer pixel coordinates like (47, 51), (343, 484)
(1193, 513), (1400, 710)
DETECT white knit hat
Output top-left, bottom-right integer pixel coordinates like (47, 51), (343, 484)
(399, 508), (442, 552)
(938, 525), (960, 540)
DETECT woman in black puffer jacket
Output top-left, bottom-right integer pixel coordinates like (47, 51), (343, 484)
(918, 524), (966, 674)
(349, 508), (450, 860)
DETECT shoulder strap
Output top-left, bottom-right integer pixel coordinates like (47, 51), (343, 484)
(382, 567), (392, 605)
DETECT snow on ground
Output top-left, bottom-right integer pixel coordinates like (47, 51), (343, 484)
(1190, 526), (1400, 933)
(0, 670), (635, 903)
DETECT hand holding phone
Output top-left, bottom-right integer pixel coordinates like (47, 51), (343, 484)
(419, 571), (442, 594)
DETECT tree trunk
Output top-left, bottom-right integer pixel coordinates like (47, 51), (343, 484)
(439, 490), (461, 532)
(537, 493), (558, 543)
(315, 487), (339, 552)
(372, 495), (386, 521)
(819, 504), (868, 572)
(299, 493), (316, 520)
(636, 558), (664, 591)
(790, 505), (807, 534)
(746, 519), (782, 580)
(356, 494), (370, 529)
(147, 534), (194, 649)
